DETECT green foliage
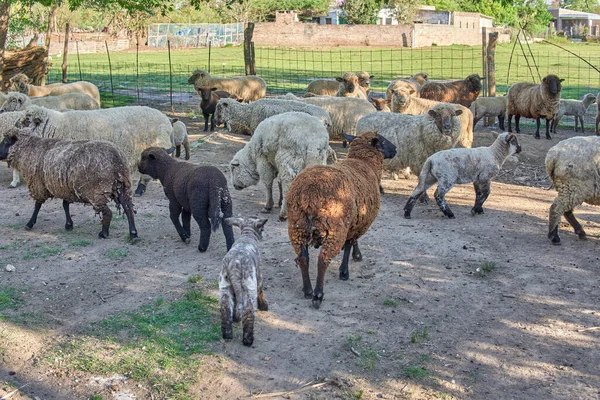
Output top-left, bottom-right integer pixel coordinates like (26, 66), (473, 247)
(0, 287), (22, 311)
(403, 365), (429, 378)
(410, 326), (429, 344)
(341, 0), (382, 24)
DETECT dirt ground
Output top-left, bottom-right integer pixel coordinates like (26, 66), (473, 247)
(1, 117), (599, 400)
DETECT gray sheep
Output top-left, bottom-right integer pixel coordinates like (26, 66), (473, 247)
(550, 93), (596, 134)
(219, 217), (269, 347)
(404, 132), (522, 219)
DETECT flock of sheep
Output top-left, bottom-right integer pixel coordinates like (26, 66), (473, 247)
(0, 66), (598, 346)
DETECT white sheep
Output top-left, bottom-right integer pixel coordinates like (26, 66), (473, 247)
(545, 136), (600, 245)
(404, 132), (522, 219)
(48, 81), (101, 105)
(229, 112), (332, 221)
(12, 105), (173, 195)
(470, 96), (507, 130)
(8, 73), (63, 97)
(306, 79), (340, 97)
(386, 72), (429, 101)
(188, 70), (266, 102)
(0, 92), (99, 113)
(170, 119), (190, 160)
(214, 97), (332, 136)
(0, 111), (27, 187)
(336, 72), (368, 100)
(391, 86), (474, 148)
(550, 93), (596, 134)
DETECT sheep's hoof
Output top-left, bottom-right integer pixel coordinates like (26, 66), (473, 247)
(24, 225), (33, 231)
(198, 246), (208, 253)
(261, 207), (272, 214)
(278, 215), (287, 222)
(242, 338), (254, 347)
(304, 291), (313, 299)
(339, 270), (349, 281)
(65, 223), (73, 231)
(129, 235), (140, 244)
(471, 208), (484, 216)
(181, 236), (190, 244)
(8, 184), (17, 189)
(534, 135), (540, 140)
(546, 135), (552, 140)
(311, 293), (324, 309)
(404, 212), (412, 219)
(258, 300), (269, 311)
(222, 332), (233, 341)
(98, 232), (108, 239)
(577, 231), (587, 240)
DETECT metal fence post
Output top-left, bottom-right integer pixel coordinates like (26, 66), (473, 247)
(168, 39), (173, 112)
(105, 41), (114, 107)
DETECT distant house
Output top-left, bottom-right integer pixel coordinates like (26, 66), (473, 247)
(548, 8), (600, 36)
(316, 8), (343, 25)
(376, 6), (494, 32)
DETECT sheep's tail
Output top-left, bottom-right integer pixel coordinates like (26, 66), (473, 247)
(183, 136), (191, 160)
(208, 188), (225, 233)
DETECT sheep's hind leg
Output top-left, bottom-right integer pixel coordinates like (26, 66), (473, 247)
(434, 185), (454, 219)
(194, 210), (212, 252)
(261, 168), (276, 213)
(25, 201), (44, 230)
(471, 181), (491, 216)
(545, 118), (552, 140)
(219, 274), (234, 340)
(534, 118), (541, 139)
(97, 204), (113, 239)
(515, 115), (521, 134)
(313, 244), (338, 308)
(63, 200), (74, 230)
(404, 175), (436, 218)
(352, 242), (362, 261)
(169, 202), (189, 243)
(564, 210), (587, 240)
(242, 296), (256, 347)
(579, 116), (585, 134)
(498, 114), (505, 131)
(339, 241), (353, 281)
(257, 270), (269, 311)
(296, 245), (313, 299)
(117, 187), (139, 243)
(181, 209), (192, 238)
(548, 201), (563, 245)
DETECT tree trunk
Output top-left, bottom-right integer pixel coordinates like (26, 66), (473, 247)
(61, 22), (69, 83)
(42, 2), (59, 85)
(0, 1), (11, 91)
(27, 33), (40, 48)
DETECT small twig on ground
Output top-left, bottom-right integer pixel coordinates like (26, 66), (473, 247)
(502, 294), (517, 299)
(1, 383), (30, 400)
(350, 347), (361, 357)
(94, 291), (106, 303)
(576, 326), (600, 332)
(252, 381), (329, 398)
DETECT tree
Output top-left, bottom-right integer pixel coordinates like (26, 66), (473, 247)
(384, 0), (419, 24)
(341, 0), (381, 24)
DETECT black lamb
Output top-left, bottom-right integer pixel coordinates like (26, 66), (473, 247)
(138, 147), (234, 252)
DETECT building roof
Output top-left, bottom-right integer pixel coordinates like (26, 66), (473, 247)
(548, 8), (600, 20)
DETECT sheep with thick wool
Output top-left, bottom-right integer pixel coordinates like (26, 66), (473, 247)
(545, 136), (600, 245)
(385, 72), (429, 101)
(0, 111), (27, 187)
(0, 130), (138, 241)
(229, 112), (332, 221)
(275, 93), (376, 139)
(470, 96), (508, 130)
(9, 73), (101, 105)
(390, 86), (473, 148)
(420, 73), (483, 108)
(12, 105), (173, 196)
(171, 119), (190, 160)
(550, 93), (596, 134)
(336, 72), (368, 100)
(305, 71), (374, 97)
(188, 69), (266, 102)
(404, 132), (522, 219)
(214, 97), (332, 136)
(0, 92), (99, 113)
(507, 74), (563, 139)
(287, 132), (397, 309)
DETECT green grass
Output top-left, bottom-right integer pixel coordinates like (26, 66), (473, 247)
(22, 245), (62, 260)
(403, 366), (430, 379)
(0, 243), (19, 250)
(187, 274), (203, 284)
(46, 42), (600, 102)
(105, 249), (128, 259)
(89, 395), (103, 400)
(45, 289), (220, 399)
(70, 239), (93, 247)
(383, 297), (399, 307)
(0, 287), (22, 311)
(480, 261), (497, 274)
(410, 326), (430, 344)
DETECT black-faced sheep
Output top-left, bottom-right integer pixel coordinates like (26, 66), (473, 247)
(507, 74), (563, 140)
(197, 86), (231, 132)
(545, 136), (600, 245)
(138, 147), (234, 252)
(219, 217), (269, 346)
(404, 133), (522, 219)
(419, 74), (483, 108)
(188, 70), (266, 102)
(287, 132), (397, 309)
(229, 112), (332, 221)
(550, 93), (596, 134)
(0, 131), (138, 241)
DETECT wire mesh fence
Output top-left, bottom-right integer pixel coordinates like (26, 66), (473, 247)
(147, 23), (244, 49)
(47, 44), (600, 125)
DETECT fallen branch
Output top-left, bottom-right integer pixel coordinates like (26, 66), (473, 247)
(576, 326), (600, 332)
(252, 381), (329, 398)
(1, 383), (30, 400)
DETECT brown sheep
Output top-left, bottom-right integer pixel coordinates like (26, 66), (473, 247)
(419, 74), (483, 108)
(336, 72), (368, 100)
(369, 97), (391, 112)
(507, 74), (563, 140)
(286, 132), (397, 309)
(197, 86), (231, 132)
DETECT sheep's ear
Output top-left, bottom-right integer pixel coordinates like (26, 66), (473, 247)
(254, 218), (268, 230)
(224, 217), (243, 228)
(33, 116), (43, 125)
(341, 133), (355, 143)
(409, 88), (416, 95)
(559, 78), (565, 82)
(369, 75), (375, 79)
(428, 109), (437, 118)
(505, 133), (515, 143)
(385, 99), (391, 104)
(211, 87), (218, 91)
(542, 77), (547, 83)
(335, 77), (344, 82)
(148, 153), (156, 160)
(454, 109), (463, 116)
(166, 147), (176, 154)
(171, 118), (179, 124)
(423, 73), (428, 79)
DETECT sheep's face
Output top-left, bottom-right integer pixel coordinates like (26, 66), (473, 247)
(188, 69), (209, 87)
(224, 217), (268, 240)
(0, 94), (27, 113)
(138, 147), (172, 178)
(0, 134), (17, 161)
(466, 74), (483, 93)
(8, 74), (30, 93)
(344, 132), (396, 160)
(230, 157), (259, 190)
(410, 72), (429, 87)
(198, 86), (218, 101)
(504, 133), (522, 155)
(542, 75), (563, 96)
(428, 106), (462, 136)
(336, 73), (360, 94)
(583, 93), (596, 105)
(370, 98), (391, 111)
(391, 88), (414, 110)
(16, 111), (45, 131)
(357, 72), (374, 91)
(214, 98), (236, 126)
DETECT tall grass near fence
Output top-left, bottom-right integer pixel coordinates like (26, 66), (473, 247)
(47, 42), (600, 113)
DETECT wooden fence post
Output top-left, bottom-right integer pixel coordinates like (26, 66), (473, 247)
(244, 22), (256, 75)
(61, 22), (70, 83)
(486, 32), (498, 127)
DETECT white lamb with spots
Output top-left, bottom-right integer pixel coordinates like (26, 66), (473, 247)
(219, 217), (269, 347)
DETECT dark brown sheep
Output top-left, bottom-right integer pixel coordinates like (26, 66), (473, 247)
(0, 131), (138, 241)
(419, 74), (483, 108)
(138, 147), (234, 252)
(197, 86), (231, 132)
(286, 132), (397, 309)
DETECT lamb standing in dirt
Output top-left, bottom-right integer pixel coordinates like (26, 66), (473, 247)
(0, 131), (138, 241)
(138, 147), (234, 252)
(287, 132), (396, 308)
(171, 119), (190, 160)
(470, 96), (508, 130)
(0, 92), (99, 112)
(419, 74), (483, 108)
(507, 74), (563, 140)
(550, 93), (596, 134)
(219, 217), (269, 347)
(545, 136), (600, 244)
(229, 112), (332, 221)
(197, 86), (231, 132)
(404, 133), (522, 219)
(188, 70), (266, 102)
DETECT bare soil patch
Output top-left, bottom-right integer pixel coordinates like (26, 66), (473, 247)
(1, 121), (598, 400)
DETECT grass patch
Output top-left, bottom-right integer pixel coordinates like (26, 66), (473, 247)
(105, 249), (129, 260)
(6, 223), (22, 230)
(0, 287), (22, 311)
(357, 348), (379, 371)
(45, 289), (220, 399)
(144, 212), (154, 218)
(410, 326), (429, 344)
(383, 297), (399, 307)
(22, 245), (62, 260)
(89, 395), (103, 400)
(69, 239), (93, 247)
(476, 261), (497, 276)
(0, 243), (19, 250)
(187, 274), (203, 284)
(99, 92), (137, 108)
(403, 366), (429, 379)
